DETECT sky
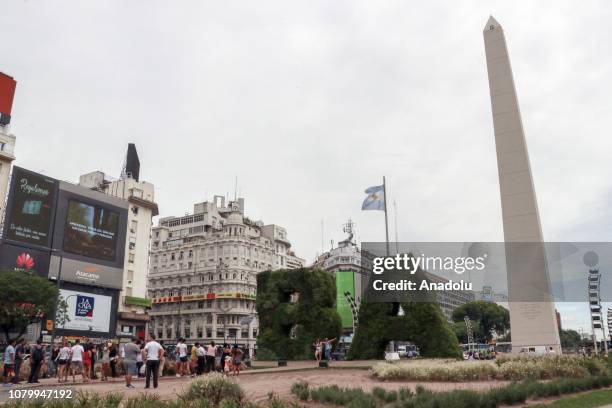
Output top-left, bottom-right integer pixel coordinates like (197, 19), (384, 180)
(2, 0), (611, 333)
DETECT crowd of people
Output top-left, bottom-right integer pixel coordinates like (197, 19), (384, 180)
(2, 335), (247, 389)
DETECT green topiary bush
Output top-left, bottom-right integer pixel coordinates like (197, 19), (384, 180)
(256, 268), (342, 360)
(348, 301), (461, 359)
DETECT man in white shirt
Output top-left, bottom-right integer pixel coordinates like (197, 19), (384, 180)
(143, 335), (164, 389)
(195, 342), (206, 375)
(70, 339), (86, 383)
(175, 338), (189, 377)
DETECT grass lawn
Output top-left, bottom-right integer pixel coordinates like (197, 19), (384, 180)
(531, 389), (612, 407)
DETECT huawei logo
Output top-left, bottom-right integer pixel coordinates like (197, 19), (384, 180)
(16, 253), (35, 270)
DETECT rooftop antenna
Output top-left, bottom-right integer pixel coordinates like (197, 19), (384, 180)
(342, 218), (355, 244)
(321, 220), (324, 253)
(234, 175), (238, 201)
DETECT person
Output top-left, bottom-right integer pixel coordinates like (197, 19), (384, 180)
(70, 339), (87, 383)
(28, 340), (45, 383)
(196, 343), (206, 375)
(157, 341), (166, 378)
(123, 338), (140, 389)
(190, 341), (198, 377)
(82, 344), (92, 383)
(215, 343), (223, 373)
(88, 342), (97, 380)
(143, 334), (164, 389)
(231, 345), (243, 377)
(100, 343), (110, 381)
(3, 339), (15, 387)
(109, 344), (118, 378)
(223, 355), (233, 376)
(205, 341), (216, 373)
(221, 344), (231, 373)
(175, 338), (189, 377)
(48, 344), (59, 379)
(13, 339), (26, 384)
(136, 341), (144, 378)
(56, 341), (71, 383)
(323, 337), (336, 361)
(313, 339), (322, 364)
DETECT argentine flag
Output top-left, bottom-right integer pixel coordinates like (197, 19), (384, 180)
(361, 185), (385, 211)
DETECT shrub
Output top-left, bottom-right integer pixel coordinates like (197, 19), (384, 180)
(371, 360), (498, 381)
(290, 381), (310, 401)
(254, 348), (278, 361)
(182, 373), (244, 406)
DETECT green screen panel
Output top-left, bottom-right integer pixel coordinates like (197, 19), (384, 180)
(335, 271), (355, 329)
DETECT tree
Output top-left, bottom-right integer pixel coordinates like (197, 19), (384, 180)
(559, 329), (581, 349)
(452, 301), (509, 342)
(0, 270), (58, 341)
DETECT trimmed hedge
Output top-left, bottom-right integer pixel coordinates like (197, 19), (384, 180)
(291, 375), (612, 408)
(256, 268), (342, 360)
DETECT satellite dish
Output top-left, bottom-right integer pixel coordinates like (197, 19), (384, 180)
(583, 251), (599, 268)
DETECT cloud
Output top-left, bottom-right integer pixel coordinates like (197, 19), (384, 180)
(2, 1), (611, 331)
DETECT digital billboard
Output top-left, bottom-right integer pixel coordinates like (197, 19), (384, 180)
(0, 242), (50, 278)
(4, 167), (58, 248)
(335, 271), (356, 329)
(63, 200), (119, 262)
(56, 287), (113, 334)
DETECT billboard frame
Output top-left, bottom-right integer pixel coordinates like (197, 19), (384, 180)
(53, 281), (120, 339)
(2, 166), (59, 251)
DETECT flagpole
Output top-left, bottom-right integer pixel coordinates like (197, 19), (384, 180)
(383, 176), (390, 255)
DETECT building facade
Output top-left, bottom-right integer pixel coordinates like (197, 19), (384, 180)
(147, 196), (303, 354)
(79, 144), (158, 340)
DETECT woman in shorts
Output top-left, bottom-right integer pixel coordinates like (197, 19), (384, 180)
(231, 346), (243, 377)
(313, 339), (322, 364)
(56, 341), (71, 383)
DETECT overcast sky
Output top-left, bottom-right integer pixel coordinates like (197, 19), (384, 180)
(2, 1), (611, 332)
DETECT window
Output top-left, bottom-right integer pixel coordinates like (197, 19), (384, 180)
(128, 253), (135, 263)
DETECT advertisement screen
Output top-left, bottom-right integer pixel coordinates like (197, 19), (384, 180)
(0, 243), (50, 278)
(5, 168), (57, 248)
(56, 288), (112, 333)
(63, 200), (119, 261)
(335, 271), (356, 329)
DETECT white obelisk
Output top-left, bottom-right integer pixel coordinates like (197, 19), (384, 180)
(483, 16), (561, 353)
